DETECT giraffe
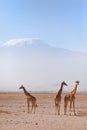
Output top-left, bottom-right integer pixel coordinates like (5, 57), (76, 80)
(54, 81), (68, 115)
(19, 85), (37, 113)
(64, 81), (80, 116)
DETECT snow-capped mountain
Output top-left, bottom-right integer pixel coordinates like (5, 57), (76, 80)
(2, 38), (55, 51)
(2, 38), (50, 48)
(0, 38), (87, 92)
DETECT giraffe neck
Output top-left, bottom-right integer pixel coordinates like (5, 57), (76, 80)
(57, 82), (64, 95)
(22, 87), (31, 96)
(71, 84), (78, 95)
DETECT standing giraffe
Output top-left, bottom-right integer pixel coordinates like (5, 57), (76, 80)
(19, 85), (37, 113)
(64, 81), (80, 116)
(54, 81), (68, 115)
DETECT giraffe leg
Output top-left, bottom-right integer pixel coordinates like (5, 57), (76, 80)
(55, 105), (57, 115)
(55, 103), (59, 115)
(56, 103), (60, 115)
(58, 102), (61, 115)
(31, 101), (36, 113)
(64, 106), (66, 115)
(27, 102), (29, 113)
(64, 101), (67, 115)
(34, 106), (36, 114)
(34, 103), (37, 114)
(31, 105), (33, 113)
(54, 99), (58, 115)
(27, 98), (30, 113)
(73, 98), (76, 116)
(64, 97), (68, 115)
(70, 99), (73, 116)
(34, 101), (37, 114)
(31, 102), (36, 114)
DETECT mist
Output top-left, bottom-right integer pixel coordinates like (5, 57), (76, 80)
(0, 39), (87, 92)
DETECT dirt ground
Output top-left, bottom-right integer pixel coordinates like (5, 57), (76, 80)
(0, 93), (87, 130)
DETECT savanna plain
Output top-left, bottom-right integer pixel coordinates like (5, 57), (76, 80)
(0, 93), (87, 130)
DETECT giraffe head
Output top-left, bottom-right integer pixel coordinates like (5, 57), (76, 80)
(75, 81), (80, 85)
(62, 81), (68, 86)
(19, 85), (24, 89)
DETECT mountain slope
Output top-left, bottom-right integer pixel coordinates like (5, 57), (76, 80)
(0, 38), (87, 92)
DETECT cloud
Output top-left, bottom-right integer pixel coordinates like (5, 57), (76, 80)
(1, 38), (40, 47)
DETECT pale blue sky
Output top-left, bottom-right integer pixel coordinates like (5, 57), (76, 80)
(0, 0), (87, 53)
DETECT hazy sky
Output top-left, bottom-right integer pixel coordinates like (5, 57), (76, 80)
(0, 0), (87, 53)
(0, 0), (87, 92)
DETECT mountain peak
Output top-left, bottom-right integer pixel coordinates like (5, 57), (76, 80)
(1, 38), (42, 47)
